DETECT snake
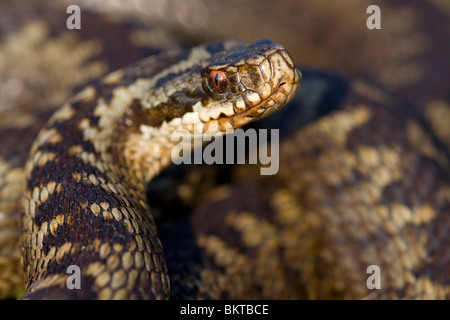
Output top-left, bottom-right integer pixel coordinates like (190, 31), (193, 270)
(0, 0), (449, 300)
(2, 37), (300, 299)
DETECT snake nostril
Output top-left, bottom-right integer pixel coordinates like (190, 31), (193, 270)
(277, 81), (287, 92)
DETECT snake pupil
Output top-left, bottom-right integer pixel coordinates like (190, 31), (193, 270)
(214, 73), (220, 86)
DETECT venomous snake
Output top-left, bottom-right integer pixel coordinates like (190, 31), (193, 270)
(1, 34), (300, 298)
(0, 1), (449, 300)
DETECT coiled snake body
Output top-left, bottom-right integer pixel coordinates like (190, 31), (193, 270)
(0, 1), (449, 300)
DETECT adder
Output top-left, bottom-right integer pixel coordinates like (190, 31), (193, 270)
(0, 0), (449, 299)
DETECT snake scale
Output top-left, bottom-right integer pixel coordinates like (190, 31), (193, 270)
(0, 0), (449, 299)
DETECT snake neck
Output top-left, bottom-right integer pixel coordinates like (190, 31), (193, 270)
(22, 83), (172, 299)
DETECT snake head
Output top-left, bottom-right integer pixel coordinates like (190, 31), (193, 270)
(118, 39), (300, 138)
(197, 39), (301, 131)
(109, 39), (301, 178)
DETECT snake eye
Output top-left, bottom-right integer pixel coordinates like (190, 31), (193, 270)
(208, 70), (228, 93)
